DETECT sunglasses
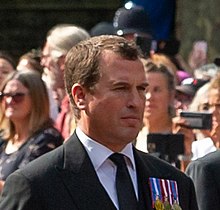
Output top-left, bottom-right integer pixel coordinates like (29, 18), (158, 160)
(0, 92), (29, 103)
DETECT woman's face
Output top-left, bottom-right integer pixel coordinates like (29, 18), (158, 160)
(1, 79), (31, 123)
(144, 72), (174, 122)
(207, 88), (220, 142)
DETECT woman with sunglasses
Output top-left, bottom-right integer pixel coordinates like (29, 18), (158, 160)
(0, 70), (63, 192)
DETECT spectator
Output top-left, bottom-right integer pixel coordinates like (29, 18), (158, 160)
(175, 77), (208, 110)
(135, 61), (194, 170)
(17, 49), (59, 121)
(186, 150), (220, 210)
(17, 49), (43, 75)
(41, 24), (90, 139)
(150, 53), (179, 83)
(0, 35), (198, 210)
(189, 74), (220, 160)
(194, 62), (220, 81)
(0, 70), (63, 192)
(0, 51), (16, 85)
(188, 40), (208, 71)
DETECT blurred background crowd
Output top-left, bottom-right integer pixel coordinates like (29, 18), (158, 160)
(0, 1), (220, 209)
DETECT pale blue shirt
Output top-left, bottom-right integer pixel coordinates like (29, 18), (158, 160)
(76, 127), (138, 209)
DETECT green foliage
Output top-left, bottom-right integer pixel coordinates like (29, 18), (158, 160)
(177, 0), (220, 62)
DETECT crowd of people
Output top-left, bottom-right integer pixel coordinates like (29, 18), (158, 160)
(0, 1), (218, 210)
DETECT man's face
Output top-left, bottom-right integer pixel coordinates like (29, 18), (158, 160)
(78, 50), (148, 151)
(41, 42), (64, 90)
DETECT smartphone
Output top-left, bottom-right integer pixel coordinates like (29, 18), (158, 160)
(180, 111), (212, 129)
(147, 133), (184, 168)
(193, 41), (208, 54)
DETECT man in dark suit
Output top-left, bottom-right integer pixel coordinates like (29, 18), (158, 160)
(186, 150), (220, 210)
(0, 35), (198, 210)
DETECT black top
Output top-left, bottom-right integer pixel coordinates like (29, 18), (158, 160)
(0, 132), (198, 210)
(0, 127), (63, 180)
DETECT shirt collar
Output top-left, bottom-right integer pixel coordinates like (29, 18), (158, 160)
(76, 127), (136, 171)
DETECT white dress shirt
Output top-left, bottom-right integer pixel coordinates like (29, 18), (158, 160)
(76, 127), (138, 209)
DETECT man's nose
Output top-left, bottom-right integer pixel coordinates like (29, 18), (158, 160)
(128, 90), (144, 108)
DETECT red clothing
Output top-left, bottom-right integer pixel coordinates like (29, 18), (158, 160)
(55, 95), (71, 140)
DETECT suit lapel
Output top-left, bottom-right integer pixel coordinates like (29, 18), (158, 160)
(134, 149), (154, 210)
(53, 134), (174, 210)
(133, 148), (173, 210)
(55, 133), (116, 210)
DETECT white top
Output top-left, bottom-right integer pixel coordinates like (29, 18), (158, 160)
(191, 137), (217, 160)
(76, 127), (138, 209)
(135, 126), (149, 153)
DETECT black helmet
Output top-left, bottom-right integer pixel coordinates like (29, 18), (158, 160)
(113, 5), (152, 37)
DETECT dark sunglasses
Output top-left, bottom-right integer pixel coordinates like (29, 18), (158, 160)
(0, 92), (28, 103)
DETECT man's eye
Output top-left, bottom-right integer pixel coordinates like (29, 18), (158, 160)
(138, 86), (147, 91)
(114, 86), (127, 91)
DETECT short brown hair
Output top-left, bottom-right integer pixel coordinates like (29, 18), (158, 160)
(64, 35), (142, 119)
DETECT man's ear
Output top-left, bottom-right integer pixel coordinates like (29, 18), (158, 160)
(71, 84), (87, 110)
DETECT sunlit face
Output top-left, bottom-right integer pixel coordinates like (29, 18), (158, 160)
(41, 42), (64, 90)
(208, 88), (220, 138)
(2, 80), (31, 123)
(78, 50), (148, 151)
(199, 88), (220, 143)
(144, 72), (173, 122)
(0, 58), (14, 84)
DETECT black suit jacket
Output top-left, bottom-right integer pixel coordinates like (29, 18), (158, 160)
(0, 132), (198, 210)
(186, 150), (220, 210)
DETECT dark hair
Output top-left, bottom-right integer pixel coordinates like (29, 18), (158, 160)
(65, 35), (141, 119)
(0, 51), (16, 69)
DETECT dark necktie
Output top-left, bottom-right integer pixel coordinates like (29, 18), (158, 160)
(109, 153), (138, 210)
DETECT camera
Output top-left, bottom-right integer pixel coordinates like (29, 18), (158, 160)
(180, 111), (212, 129)
(134, 34), (155, 58)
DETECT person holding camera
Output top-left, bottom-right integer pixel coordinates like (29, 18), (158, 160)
(188, 73), (220, 160)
